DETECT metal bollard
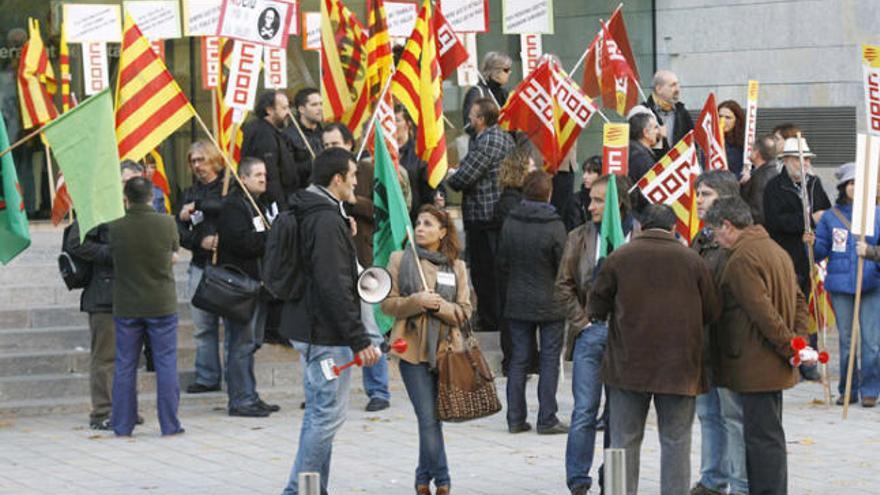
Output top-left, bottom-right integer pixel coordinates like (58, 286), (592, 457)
(604, 448), (626, 495)
(299, 472), (320, 495)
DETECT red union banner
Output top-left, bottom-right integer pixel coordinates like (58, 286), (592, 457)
(201, 36), (221, 90)
(694, 93), (728, 171)
(864, 45), (880, 136)
(224, 41), (264, 111)
(602, 123), (629, 176)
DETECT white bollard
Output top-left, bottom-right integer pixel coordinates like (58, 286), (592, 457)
(299, 472), (320, 495)
(604, 448), (626, 495)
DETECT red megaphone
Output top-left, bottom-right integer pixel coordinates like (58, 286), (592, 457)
(332, 338), (408, 376)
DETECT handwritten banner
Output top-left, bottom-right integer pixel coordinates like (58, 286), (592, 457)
(183, 0), (222, 36)
(386, 2), (418, 38)
(123, 1), (182, 39)
(63, 4), (122, 43)
(502, 0), (553, 35)
(456, 32), (478, 87)
(439, 0), (489, 33)
(303, 11), (320, 51)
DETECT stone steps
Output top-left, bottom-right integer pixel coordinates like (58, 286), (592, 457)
(0, 321), (198, 352)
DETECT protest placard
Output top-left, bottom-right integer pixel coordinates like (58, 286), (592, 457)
(123, 1), (182, 39)
(63, 3), (122, 43)
(386, 2), (418, 38)
(439, 0), (488, 33)
(502, 0), (553, 34)
(183, 0), (222, 36)
(217, 0), (294, 49)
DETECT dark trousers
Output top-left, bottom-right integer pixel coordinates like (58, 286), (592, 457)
(112, 314), (182, 436)
(464, 220), (499, 332)
(88, 312), (115, 422)
(506, 319), (564, 429)
(741, 391), (787, 495)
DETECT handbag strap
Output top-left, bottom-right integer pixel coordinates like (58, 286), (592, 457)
(210, 233), (219, 265)
(831, 207), (852, 231)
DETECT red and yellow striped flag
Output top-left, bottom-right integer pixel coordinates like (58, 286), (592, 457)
(59, 22), (72, 113)
(364, 0), (399, 167)
(115, 13), (196, 161)
(391, 0), (447, 187)
(635, 131), (700, 242)
(321, 0), (370, 137)
(147, 149), (172, 213)
(214, 38), (244, 165)
(17, 18), (58, 129)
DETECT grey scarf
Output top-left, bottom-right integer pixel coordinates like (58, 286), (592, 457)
(399, 246), (457, 369)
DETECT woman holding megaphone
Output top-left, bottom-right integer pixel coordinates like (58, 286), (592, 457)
(381, 205), (472, 495)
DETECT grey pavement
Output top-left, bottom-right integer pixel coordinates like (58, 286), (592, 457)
(1, 364), (879, 495)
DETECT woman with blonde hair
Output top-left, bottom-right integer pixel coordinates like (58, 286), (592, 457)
(381, 205), (472, 495)
(462, 51), (513, 136)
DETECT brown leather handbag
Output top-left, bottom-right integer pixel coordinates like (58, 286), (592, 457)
(436, 317), (502, 422)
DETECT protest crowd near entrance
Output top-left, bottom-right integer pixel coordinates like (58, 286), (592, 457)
(2, 0), (880, 494)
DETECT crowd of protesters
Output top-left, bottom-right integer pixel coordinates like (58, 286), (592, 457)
(58, 50), (880, 495)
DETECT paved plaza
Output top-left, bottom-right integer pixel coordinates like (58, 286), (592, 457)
(1, 366), (879, 495)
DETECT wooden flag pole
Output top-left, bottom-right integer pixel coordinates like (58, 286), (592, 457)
(191, 111), (270, 229)
(221, 120), (241, 197)
(286, 111), (317, 159)
(0, 126), (45, 159)
(405, 226), (430, 292)
(356, 74), (396, 162)
(843, 138), (875, 419)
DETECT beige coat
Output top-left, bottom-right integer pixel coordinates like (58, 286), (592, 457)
(380, 251), (473, 365)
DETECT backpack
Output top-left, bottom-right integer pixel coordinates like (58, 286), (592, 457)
(58, 223), (93, 290)
(261, 210), (306, 300)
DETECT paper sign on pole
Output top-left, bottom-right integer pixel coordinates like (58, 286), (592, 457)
(386, 2), (418, 38)
(502, 0), (553, 35)
(520, 34), (542, 78)
(183, 0), (222, 36)
(303, 11), (320, 51)
(63, 4), (122, 43)
(224, 41), (264, 111)
(201, 36), (221, 90)
(602, 123), (629, 176)
(82, 42), (109, 95)
(217, 0), (294, 49)
(263, 48), (288, 88)
(439, 0), (489, 33)
(852, 134), (880, 236)
(743, 80), (759, 167)
(863, 45), (880, 136)
(123, 1), (183, 39)
(456, 32), (479, 87)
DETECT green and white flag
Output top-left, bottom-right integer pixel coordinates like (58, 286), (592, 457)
(42, 89), (123, 241)
(372, 125), (413, 333)
(599, 175), (626, 259)
(0, 116), (31, 264)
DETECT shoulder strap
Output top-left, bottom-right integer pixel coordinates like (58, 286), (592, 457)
(830, 207), (851, 230)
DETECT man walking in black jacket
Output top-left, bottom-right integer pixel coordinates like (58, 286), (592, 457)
(241, 90), (298, 208)
(280, 148), (381, 495)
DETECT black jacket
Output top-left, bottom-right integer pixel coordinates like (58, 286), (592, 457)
(280, 187), (370, 352)
(177, 177), (224, 268)
(763, 171), (831, 294)
(462, 79), (509, 137)
(628, 140), (657, 217)
(562, 189), (590, 232)
(399, 138), (439, 219)
(494, 187), (522, 225)
(497, 201), (567, 322)
(66, 222), (113, 313)
(644, 94), (695, 153)
(241, 118), (299, 207)
(741, 162), (779, 226)
(283, 122), (323, 188)
(216, 188), (268, 280)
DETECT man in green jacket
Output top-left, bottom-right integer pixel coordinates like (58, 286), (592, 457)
(109, 177), (183, 437)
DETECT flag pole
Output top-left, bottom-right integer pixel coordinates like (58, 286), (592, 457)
(356, 74), (395, 162)
(0, 126), (45, 159)
(44, 142), (57, 208)
(405, 225), (430, 291)
(286, 111), (317, 159)
(191, 111), (270, 229)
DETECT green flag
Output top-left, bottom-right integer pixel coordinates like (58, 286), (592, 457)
(0, 116), (31, 264)
(599, 175), (626, 258)
(42, 89), (123, 241)
(372, 125), (413, 333)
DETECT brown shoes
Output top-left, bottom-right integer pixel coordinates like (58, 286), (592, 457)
(863, 396), (877, 408)
(436, 486), (449, 495)
(416, 485), (431, 495)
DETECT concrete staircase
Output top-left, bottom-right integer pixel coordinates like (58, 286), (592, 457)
(0, 224), (300, 418)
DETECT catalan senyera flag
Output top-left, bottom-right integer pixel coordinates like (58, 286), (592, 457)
(215, 38), (244, 165)
(694, 93), (728, 171)
(391, 0), (448, 187)
(599, 22), (639, 117)
(322, 0), (371, 137)
(499, 56), (598, 173)
(582, 6), (640, 99)
(364, 0), (399, 167)
(635, 131), (700, 242)
(148, 149), (171, 213)
(433, 5), (469, 79)
(115, 13), (196, 162)
(60, 22), (72, 113)
(808, 261), (836, 335)
(17, 18), (58, 130)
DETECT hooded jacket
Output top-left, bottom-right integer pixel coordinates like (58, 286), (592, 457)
(279, 187), (370, 352)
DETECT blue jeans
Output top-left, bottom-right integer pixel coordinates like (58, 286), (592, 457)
(399, 360), (450, 489)
(696, 387), (748, 494)
(566, 323), (608, 491)
(830, 289), (880, 399)
(506, 319), (564, 429)
(112, 314), (182, 436)
(223, 301), (266, 410)
(282, 343), (354, 495)
(361, 303), (390, 401)
(188, 265), (223, 387)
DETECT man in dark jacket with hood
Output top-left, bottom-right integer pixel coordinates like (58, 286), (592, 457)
(241, 90), (298, 208)
(280, 148), (381, 495)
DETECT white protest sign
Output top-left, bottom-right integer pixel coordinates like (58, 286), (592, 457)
(63, 4), (122, 43)
(863, 45), (880, 137)
(385, 2), (418, 38)
(520, 34), (542, 78)
(853, 134), (880, 237)
(743, 80), (759, 167)
(183, 0), (222, 36)
(201, 36), (221, 90)
(502, 0), (553, 35)
(440, 0), (488, 33)
(263, 48), (288, 88)
(303, 11), (320, 51)
(456, 32), (478, 87)
(82, 42), (109, 95)
(123, 1), (182, 39)
(224, 41), (264, 111)
(217, 0), (294, 49)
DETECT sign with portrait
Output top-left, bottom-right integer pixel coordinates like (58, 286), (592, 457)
(217, 0), (295, 49)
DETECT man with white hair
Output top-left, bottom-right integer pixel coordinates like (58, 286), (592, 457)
(643, 70), (695, 153)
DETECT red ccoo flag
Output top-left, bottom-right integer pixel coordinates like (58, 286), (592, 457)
(694, 93), (728, 171)
(581, 6), (640, 100)
(433, 5), (469, 79)
(599, 22), (639, 117)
